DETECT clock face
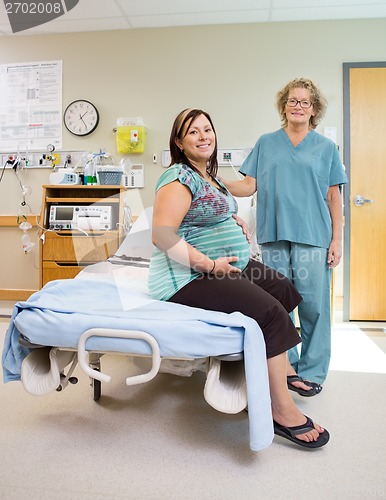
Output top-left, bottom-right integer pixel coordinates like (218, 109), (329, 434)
(64, 100), (99, 136)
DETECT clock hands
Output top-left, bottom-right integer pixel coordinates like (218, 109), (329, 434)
(79, 110), (88, 129)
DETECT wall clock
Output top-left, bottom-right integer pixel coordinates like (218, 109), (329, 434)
(63, 99), (100, 136)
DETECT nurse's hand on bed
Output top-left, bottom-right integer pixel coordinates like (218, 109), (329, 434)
(210, 256), (242, 276)
(232, 214), (251, 244)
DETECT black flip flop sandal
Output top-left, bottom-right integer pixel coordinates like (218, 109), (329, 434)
(304, 380), (323, 394)
(273, 415), (330, 449)
(287, 375), (322, 397)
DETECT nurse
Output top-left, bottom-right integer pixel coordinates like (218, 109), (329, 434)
(223, 78), (348, 393)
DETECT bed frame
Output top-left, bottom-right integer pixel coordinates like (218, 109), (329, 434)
(20, 326), (243, 402)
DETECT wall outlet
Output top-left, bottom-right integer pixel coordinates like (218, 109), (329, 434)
(1, 150), (87, 169)
(217, 149), (251, 167)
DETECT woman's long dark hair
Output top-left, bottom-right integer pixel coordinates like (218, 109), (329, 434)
(169, 108), (219, 178)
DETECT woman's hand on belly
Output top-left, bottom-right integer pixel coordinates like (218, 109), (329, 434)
(211, 256), (242, 276)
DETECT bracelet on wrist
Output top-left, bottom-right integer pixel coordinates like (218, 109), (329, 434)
(209, 260), (216, 274)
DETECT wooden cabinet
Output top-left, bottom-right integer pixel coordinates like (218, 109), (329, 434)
(39, 185), (125, 288)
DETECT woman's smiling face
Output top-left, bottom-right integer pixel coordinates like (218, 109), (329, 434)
(176, 113), (216, 167)
(285, 87), (316, 127)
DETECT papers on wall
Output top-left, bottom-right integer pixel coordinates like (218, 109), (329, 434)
(0, 60), (62, 151)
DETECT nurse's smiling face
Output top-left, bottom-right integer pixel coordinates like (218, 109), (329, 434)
(285, 88), (316, 128)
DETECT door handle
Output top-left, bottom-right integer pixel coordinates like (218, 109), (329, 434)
(353, 194), (374, 207)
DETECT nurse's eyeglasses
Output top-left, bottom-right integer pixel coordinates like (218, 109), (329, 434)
(286, 98), (313, 109)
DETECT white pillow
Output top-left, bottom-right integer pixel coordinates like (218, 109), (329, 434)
(115, 207), (154, 259)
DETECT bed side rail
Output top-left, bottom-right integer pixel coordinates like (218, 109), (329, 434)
(78, 328), (161, 385)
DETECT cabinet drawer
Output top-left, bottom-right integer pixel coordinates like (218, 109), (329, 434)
(42, 231), (120, 263)
(41, 262), (86, 287)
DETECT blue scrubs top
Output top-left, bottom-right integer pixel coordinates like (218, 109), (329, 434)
(240, 128), (348, 248)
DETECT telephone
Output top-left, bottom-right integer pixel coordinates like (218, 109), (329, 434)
(124, 163), (144, 188)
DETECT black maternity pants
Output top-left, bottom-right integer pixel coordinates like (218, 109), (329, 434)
(167, 259), (302, 359)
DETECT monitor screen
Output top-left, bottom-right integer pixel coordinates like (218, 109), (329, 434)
(55, 206), (74, 220)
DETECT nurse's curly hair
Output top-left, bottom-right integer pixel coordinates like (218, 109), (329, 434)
(276, 78), (328, 130)
(169, 108), (219, 178)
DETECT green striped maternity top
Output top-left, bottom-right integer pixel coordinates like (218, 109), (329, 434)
(148, 164), (250, 301)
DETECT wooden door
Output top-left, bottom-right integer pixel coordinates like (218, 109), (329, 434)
(343, 63), (386, 320)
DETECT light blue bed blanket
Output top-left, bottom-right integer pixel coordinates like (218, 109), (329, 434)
(2, 271), (273, 451)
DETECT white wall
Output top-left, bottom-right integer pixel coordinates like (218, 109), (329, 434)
(1, 18), (385, 290)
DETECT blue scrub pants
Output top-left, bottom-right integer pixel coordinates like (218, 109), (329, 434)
(261, 241), (332, 384)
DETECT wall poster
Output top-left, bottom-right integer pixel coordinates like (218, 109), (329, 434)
(0, 60), (62, 152)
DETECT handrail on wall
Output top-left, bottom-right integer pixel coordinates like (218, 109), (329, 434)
(0, 215), (38, 227)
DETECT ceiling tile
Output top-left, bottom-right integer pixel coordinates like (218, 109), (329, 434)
(116, 0), (271, 16)
(271, 4), (386, 21)
(11, 18), (131, 37)
(128, 10), (271, 29)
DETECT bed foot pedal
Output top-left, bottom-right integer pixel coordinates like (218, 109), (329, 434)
(21, 347), (78, 396)
(204, 355), (247, 414)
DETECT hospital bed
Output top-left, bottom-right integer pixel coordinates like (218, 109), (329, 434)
(2, 207), (273, 452)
